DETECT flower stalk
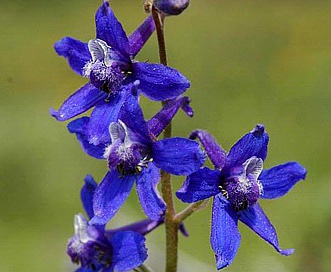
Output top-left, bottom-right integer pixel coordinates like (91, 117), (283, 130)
(152, 6), (179, 272)
(174, 199), (209, 223)
(152, 6), (167, 66)
(52, 1), (307, 271)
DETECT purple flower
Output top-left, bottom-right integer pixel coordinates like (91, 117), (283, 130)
(72, 94), (205, 225)
(67, 213), (148, 272)
(51, 0), (190, 146)
(176, 125), (307, 269)
(67, 93), (199, 225)
(67, 175), (154, 272)
(67, 92), (194, 159)
(154, 0), (190, 15)
(67, 175), (162, 272)
(67, 174), (190, 272)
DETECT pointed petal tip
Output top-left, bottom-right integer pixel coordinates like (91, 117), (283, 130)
(279, 248), (295, 256)
(215, 254), (233, 270)
(251, 124), (265, 136)
(53, 38), (69, 56)
(225, 124), (269, 169)
(211, 196), (241, 270)
(294, 163), (307, 182)
(181, 96), (194, 117)
(189, 129), (201, 140)
(183, 80), (191, 90)
(95, 0), (129, 58)
(300, 165), (308, 180)
(53, 40), (61, 54)
(49, 107), (57, 116)
(102, 0), (109, 8)
(49, 107), (64, 121)
(84, 174), (97, 186)
(185, 109), (194, 117)
(179, 223), (189, 237)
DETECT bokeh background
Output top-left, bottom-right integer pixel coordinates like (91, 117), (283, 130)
(1, 0), (331, 271)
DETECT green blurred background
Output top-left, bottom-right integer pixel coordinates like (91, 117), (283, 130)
(1, 0), (331, 271)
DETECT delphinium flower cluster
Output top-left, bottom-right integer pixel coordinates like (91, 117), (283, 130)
(51, 1), (307, 271)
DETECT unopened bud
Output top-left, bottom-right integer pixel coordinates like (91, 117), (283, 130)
(153, 0), (190, 16)
(143, 0), (153, 13)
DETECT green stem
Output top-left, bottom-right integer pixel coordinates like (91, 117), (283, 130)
(160, 170), (179, 272)
(152, 6), (179, 272)
(174, 200), (209, 223)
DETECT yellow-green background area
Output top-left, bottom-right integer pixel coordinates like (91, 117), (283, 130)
(1, 0), (330, 271)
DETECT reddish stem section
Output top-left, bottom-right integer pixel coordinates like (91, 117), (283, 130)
(152, 6), (179, 272)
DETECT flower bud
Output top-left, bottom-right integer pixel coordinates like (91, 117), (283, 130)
(153, 0), (190, 16)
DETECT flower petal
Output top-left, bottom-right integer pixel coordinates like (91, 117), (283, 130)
(106, 218), (163, 238)
(75, 268), (94, 272)
(211, 195), (241, 270)
(239, 203), (294, 256)
(50, 83), (107, 121)
(128, 15), (155, 57)
(152, 137), (206, 176)
(179, 223), (189, 237)
(190, 130), (227, 169)
(176, 167), (221, 203)
(132, 62), (190, 101)
(136, 164), (166, 220)
(148, 96), (193, 137)
(225, 124), (269, 171)
(259, 162), (307, 199)
(87, 90), (129, 146)
(111, 231), (147, 272)
(106, 217), (188, 238)
(179, 97), (194, 117)
(81, 175), (97, 220)
(118, 90), (151, 144)
(67, 117), (105, 159)
(95, 1), (129, 59)
(91, 170), (135, 225)
(54, 37), (90, 75)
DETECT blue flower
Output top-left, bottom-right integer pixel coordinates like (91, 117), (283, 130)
(50, 0), (190, 145)
(67, 214), (148, 272)
(68, 175), (159, 272)
(69, 94), (204, 225)
(67, 174), (191, 272)
(176, 125), (307, 270)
